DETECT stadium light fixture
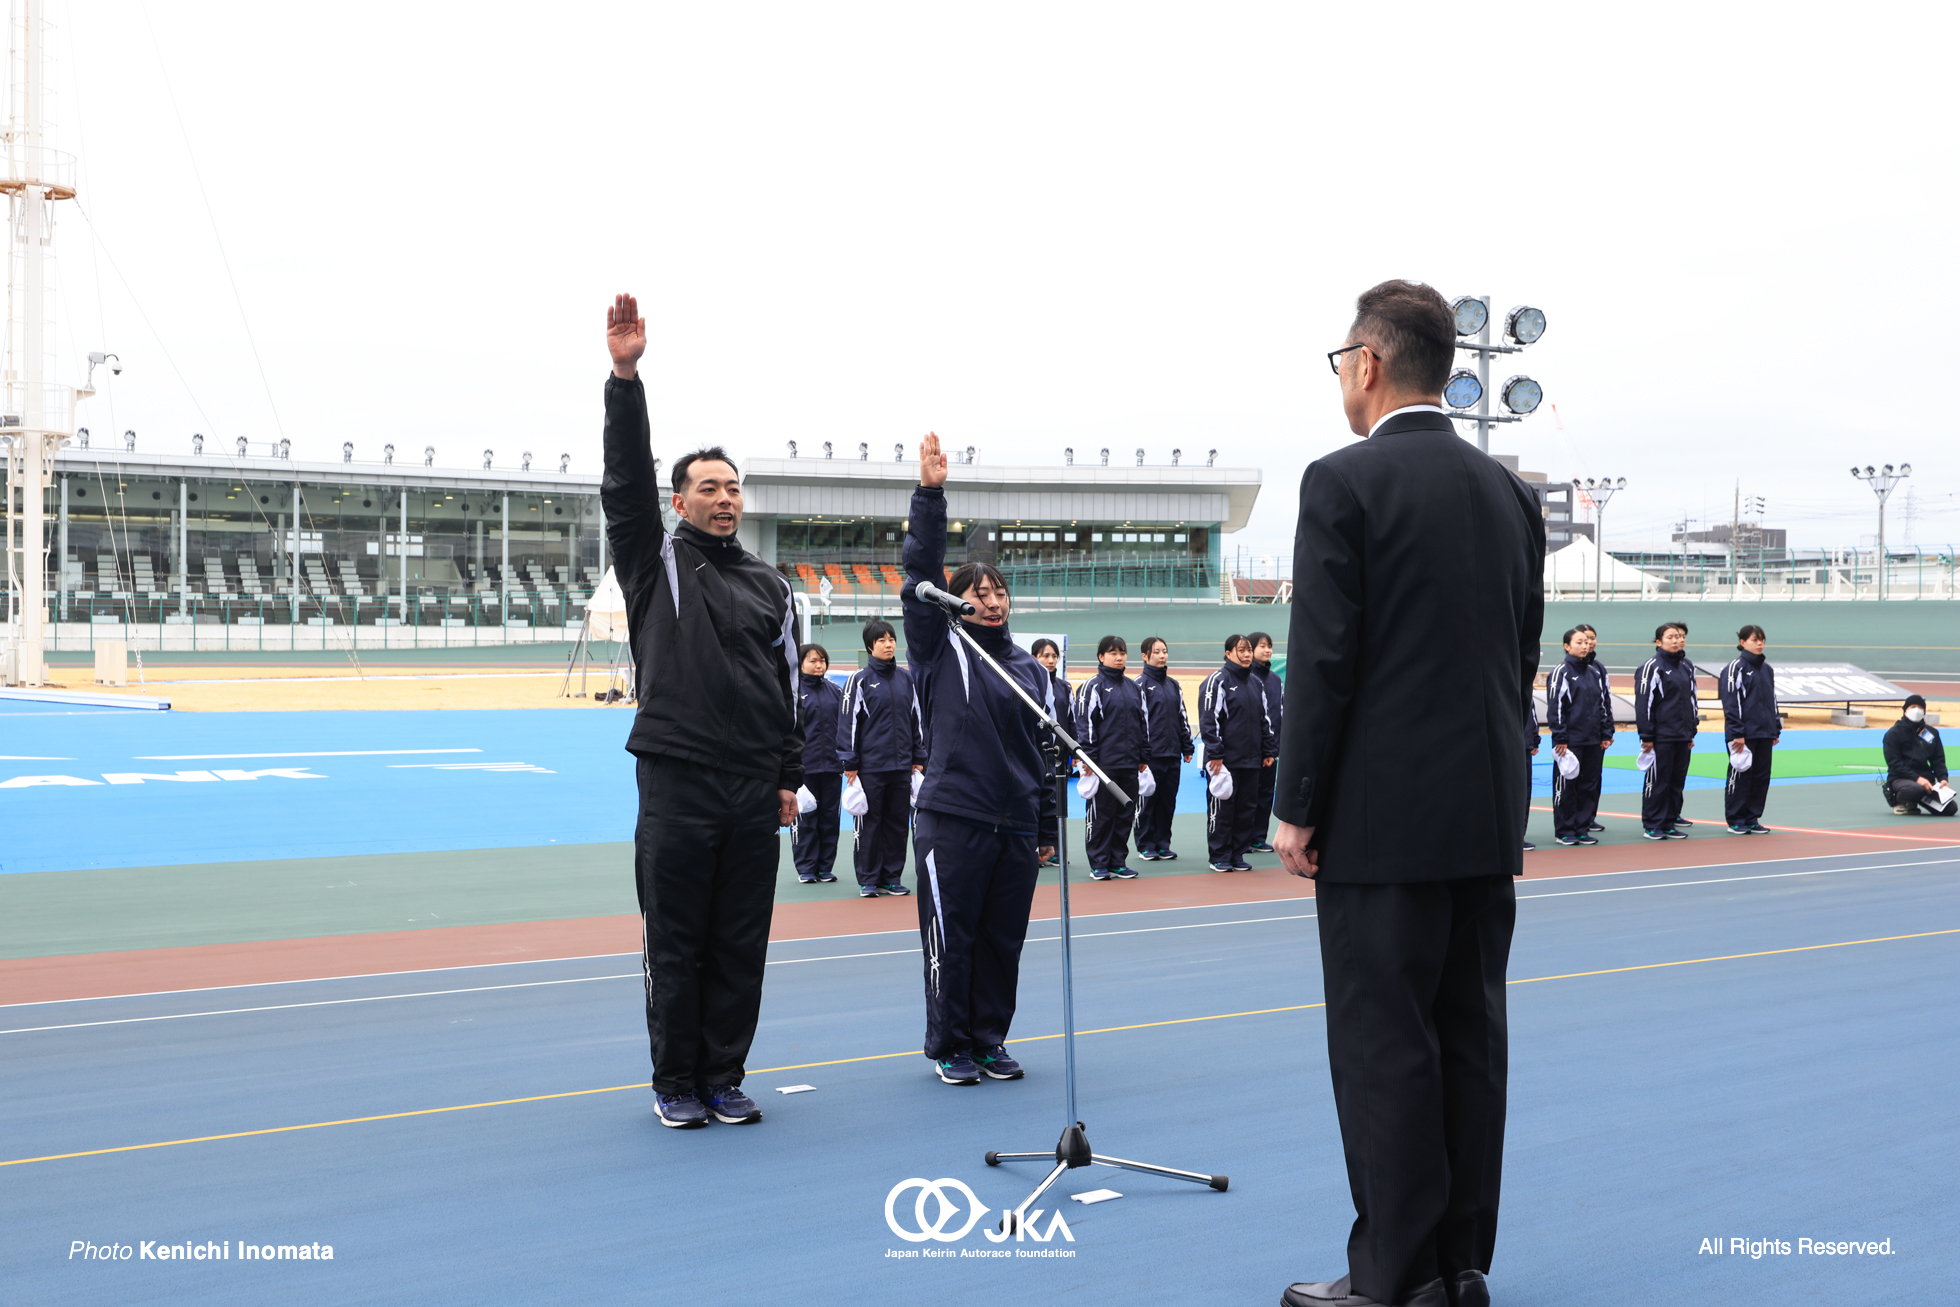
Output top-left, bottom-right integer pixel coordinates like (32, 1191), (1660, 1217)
(1571, 476), (1627, 601)
(278, 439), (290, 460)
(787, 441), (798, 457)
(1135, 448), (1145, 466)
(382, 443), (394, 465)
(341, 441), (353, 463)
(1100, 448), (1110, 466)
(1451, 296), (1488, 337)
(1444, 369), (1483, 409)
(483, 449), (494, 470)
(858, 442), (869, 460)
(193, 434), (205, 455)
(1499, 375), (1543, 415)
(521, 452), (533, 471)
(1448, 294), (1547, 452)
(559, 454), (570, 472)
(75, 426), (89, 448)
(1504, 306), (1546, 346)
(1065, 448), (1074, 465)
(1207, 449), (1217, 466)
(822, 441), (833, 459)
(424, 446), (435, 467)
(893, 443), (904, 461)
(1171, 448), (1182, 465)
(1851, 462), (1912, 598)
(124, 429), (136, 451)
(964, 445), (976, 465)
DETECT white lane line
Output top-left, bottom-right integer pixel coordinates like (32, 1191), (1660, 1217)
(136, 750), (485, 760)
(0, 756), (75, 760)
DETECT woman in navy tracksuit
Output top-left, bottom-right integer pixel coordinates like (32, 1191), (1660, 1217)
(903, 435), (1058, 1087)
(1133, 635), (1193, 861)
(1546, 625), (1614, 845)
(1634, 621), (1701, 838)
(1247, 631), (1283, 852)
(1718, 624), (1780, 833)
(1199, 634), (1277, 870)
(793, 644), (846, 883)
(839, 620), (927, 897)
(1074, 635), (1148, 879)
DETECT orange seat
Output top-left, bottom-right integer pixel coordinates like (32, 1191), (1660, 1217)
(881, 565), (904, 586)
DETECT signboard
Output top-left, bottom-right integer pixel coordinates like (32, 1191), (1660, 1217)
(1759, 663), (1908, 704)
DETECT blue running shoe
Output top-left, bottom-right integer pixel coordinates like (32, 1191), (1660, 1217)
(701, 1083), (762, 1124)
(1663, 828), (1689, 839)
(1522, 840), (1537, 851)
(1155, 848), (1178, 860)
(934, 1053), (981, 1085)
(1727, 824), (1750, 834)
(1111, 865), (1138, 879)
(1747, 823), (1772, 834)
(879, 883), (910, 896)
(815, 872), (837, 882)
(1229, 859), (1254, 872)
(974, 1045), (1024, 1080)
(1247, 841), (1274, 853)
(653, 1090), (710, 1129)
(1089, 869), (1114, 881)
(1574, 834), (1598, 845)
(1135, 849), (1160, 861)
(798, 875), (817, 884)
(1641, 829), (1667, 841)
(1210, 861), (1234, 872)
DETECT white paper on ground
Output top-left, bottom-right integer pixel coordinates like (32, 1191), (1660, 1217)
(1071, 1189), (1123, 1204)
(774, 1085), (816, 1095)
(1935, 782), (1957, 807)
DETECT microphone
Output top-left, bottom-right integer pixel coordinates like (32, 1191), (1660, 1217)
(914, 580), (976, 616)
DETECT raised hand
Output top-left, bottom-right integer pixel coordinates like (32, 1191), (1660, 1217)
(919, 431), (948, 489)
(607, 293), (647, 380)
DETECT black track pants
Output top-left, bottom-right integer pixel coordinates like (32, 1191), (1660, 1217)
(1723, 739), (1774, 828)
(1084, 769), (1136, 870)
(1134, 755), (1182, 852)
(1551, 743), (1604, 839)
(634, 754), (780, 1094)
(1317, 875), (1516, 1305)
(793, 772), (842, 878)
(854, 769), (912, 890)
(1256, 756), (1278, 837)
(1640, 739), (1693, 830)
(913, 810), (1039, 1060)
(1206, 764), (1263, 863)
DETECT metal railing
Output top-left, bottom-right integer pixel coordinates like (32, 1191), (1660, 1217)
(1584, 546), (1960, 601)
(792, 559), (1220, 625)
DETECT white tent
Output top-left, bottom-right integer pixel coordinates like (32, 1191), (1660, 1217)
(1545, 536), (1662, 599)
(582, 566), (629, 641)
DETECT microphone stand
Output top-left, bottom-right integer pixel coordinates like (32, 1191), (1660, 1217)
(932, 612), (1228, 1236)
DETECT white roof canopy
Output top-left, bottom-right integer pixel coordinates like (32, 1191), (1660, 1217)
(1545, 535), (1662, 597)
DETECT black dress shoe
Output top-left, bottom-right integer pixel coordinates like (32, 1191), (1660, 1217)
(1281, 1275), (1445, 1307)
(1452, 1269), (1490, 1307)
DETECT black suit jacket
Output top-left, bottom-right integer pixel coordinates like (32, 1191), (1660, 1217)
(1273, 411), (1544, 883)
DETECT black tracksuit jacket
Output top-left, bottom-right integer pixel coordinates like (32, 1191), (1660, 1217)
(1546, 651), (1613, 747)
(1250, 661), (1284, 749)
(1075, 664), (1147, 772)
(1199, 660), (1276, 769)
(602, 375), (803, 789)
(1634, 647), (1700, 744)
(1883, 717), (1948, 784)
(838, 656), (927, 773)
(1137, 663), (1193, 758)
(798, 672), (846, 775)
(1717, 648), (1779, 741)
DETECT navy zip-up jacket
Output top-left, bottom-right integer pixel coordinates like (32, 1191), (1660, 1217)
(1250, 661), (1284, 749)
(838, 656), (926, 773)
(1883, 717), (1948, 784)
(1634, 648), (1700, 743)
(798, 671), (846, 775)
(1546, 650), (1613, 747)
(1717, 648), (1779, 741)
(1047, 672), (1076, 741)
(1137, 663), (1193, 759)
(1075, 664), (1147, 771)
(1199, 660), (1276, 769)
(902, 485), (1057, 835)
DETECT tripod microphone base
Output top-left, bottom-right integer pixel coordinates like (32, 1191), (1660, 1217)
(987, 1121), (1227, 1231)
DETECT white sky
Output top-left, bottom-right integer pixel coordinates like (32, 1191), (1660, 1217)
(37, 1), (1960, 559)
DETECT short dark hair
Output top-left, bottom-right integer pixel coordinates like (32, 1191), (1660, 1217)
(1224, 633), (1250, 653)
(947, 561), (1009, 606)
(1737, 624), (1765, 642)
(1139, 636), (1166, 657)
(1655, 621), (1688, 641)
(1574, 623), (1595, 635)
(1097, 634), (1127, 657)
(1247, 631), (1273, 650)
(672, 446), (738, 495)
(1349, 280), (1455, 395)
(1030, 638), (1059, 659)
(862, 619), (895, 651)
(797, 642), (829, 667)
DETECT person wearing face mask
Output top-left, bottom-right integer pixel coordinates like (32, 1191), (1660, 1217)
(840, 620), (927, 899)
(903, 433), (1058, 1087)
(1247, 632), (1285, 853)
(1199, 634), (1277, 871)
(1074, 635), (1149, 880)
(1133, 635), (1194, 862)
(1634, 621), (1700, 840)
(793, 644), (846, 883)
(1882, 695), (1956, 815)
(1718, 625), (1780, 834)
(1545, 624), (1614, 846)
(1030, 638), (1075, 864)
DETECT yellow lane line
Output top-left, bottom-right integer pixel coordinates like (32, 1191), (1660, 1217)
(6, 926), (1954, 1169)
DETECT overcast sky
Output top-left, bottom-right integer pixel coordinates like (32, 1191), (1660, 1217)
(40, 1), (1959, 559)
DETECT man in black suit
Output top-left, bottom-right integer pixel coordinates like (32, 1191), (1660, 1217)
(1273, 281), (1545, 1307)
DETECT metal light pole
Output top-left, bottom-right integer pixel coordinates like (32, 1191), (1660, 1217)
(1574, 477), (1625, 601)
(1851, 464), (1910, 599)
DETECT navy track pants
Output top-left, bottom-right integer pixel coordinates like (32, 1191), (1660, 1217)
(853, 769), (912, 890)
(912, 809), (1040, 1061)
(793, 772), (842, 879)
(1134, 755), (1182, 853)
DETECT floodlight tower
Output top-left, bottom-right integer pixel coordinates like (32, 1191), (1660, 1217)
(1444, 297), (1545, 453)
(1, 0), (78, 687)
(1851, 463), (1910, 599)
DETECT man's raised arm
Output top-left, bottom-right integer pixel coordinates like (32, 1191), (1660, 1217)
(600, 293), (665, 577)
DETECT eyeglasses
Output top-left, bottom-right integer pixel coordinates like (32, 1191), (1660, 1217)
(1327, 343), (1369, 376)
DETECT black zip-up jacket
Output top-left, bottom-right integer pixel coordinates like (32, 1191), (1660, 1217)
(1137, 663), (1193, 759)
(1883, 717), (1948, 784)
(1075, 663), (1147, 771)
(1250, 661), (1284, 747)
(902, 485), (1057, 834)
(601, 374), (803, 789)
(839, 656), (927, 773)
(1717, 648), (1779, 741)
(1046, 672), (1076, 741)
(1199, 660), (1276, 769)
(1546, 650), (1613, 747)
(799, 671), (846, 775)
(1634, 647), (1700, 744)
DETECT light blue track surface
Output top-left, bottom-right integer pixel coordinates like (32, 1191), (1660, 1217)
(3, 848), (1955, 1303)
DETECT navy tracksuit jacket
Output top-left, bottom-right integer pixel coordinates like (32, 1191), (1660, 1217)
(1075, 664), (1147, 871)
(1250, 661), (1285, 838)
(902, 485), (1058, 1061)
(1717, 648), (1779, 828)
(794, 671), (846, 879)
(1199, 660), (1276, 864)
(1135, 663), (1193, 854)
(1546, 650), (1613, 839)
(1635, 647), (1700, 830)
(840, 656), (926, 890)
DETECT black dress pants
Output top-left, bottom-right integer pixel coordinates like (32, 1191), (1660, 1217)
(1723, 739), (1774, 828)
(1551, 742), (1604, 839)
(1256, 756), (1279, 838)
(1206, 763), (1263, 863)
(1085, 766), (1137, 870)
(1316, 874), (1517, 1304)
(634, 754), (780, 1094)
(913, 810), (1040, 1059)
(793, 771), (842, 878)
(1133, 755), (1182, 853)
(854, 769), (912, 890)
(1640, 739), (1693, 830)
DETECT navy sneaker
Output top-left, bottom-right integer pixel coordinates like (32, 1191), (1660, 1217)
(934, 1052), (981, 1085)
(1089, 869), (1114, 881)
(1587, 823), (1605, 832)
(700, 1083), (762, 1124)
(1111, 865), (1138, 879)
(1555, 834), (1579, 847)
(1522, 840), (1537, 851)
(974, 1044), (1024, 1080)
(859, 887), (881, 898)
(1642, 829), (1667, 841)
(1727, 823), (1750, 834)
(1663, 827), (1689, 839)
(815, 871), (837, 882)
(798, 875), (817, 884)
(1155, 848), (1178, 860)
(653, 1090), (710, 1129)
(1210, 861), (1234, 872)
(1229, 859), (1253, 872)
(1247, 841), (1274, 853)
(879, 883), (910, 896)
(1135, 849), (1160, 861)
(1673, 818), (1695, 827)
(1747, 823), (1772, 834)
(1574, 834), (1598, 845)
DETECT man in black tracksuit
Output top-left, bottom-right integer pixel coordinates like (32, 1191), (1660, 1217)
(1200, 634), (1277, 870)
(1545, 625), (1614, 845)
(904, 436), (1058, 1086)
(1882, 695), (1955, 815)
(794, 644), (846, 882)
(1248, 632), (1284, 852)
(840, 620), (926, 897)
(1717, 624), (1780, 833)
(602, 294), (803, 1130)
(1075, 635), (1148, 879)
(1134, 635), (1194, 861)
(1634, 621), (1700, 838)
